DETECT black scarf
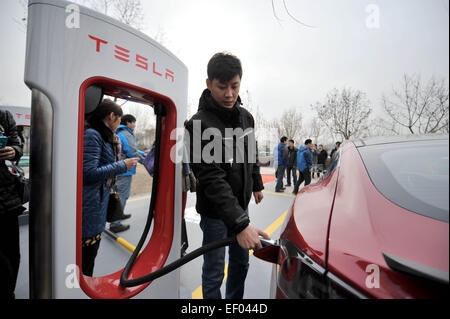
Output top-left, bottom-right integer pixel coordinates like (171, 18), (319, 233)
(87, 118), (115, 144)
(198, 89), (242, 128)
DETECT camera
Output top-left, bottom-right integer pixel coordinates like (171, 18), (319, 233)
(0, 136), (8, 149)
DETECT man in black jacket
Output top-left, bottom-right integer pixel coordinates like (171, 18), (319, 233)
(0, 109), (25, 299)
(286, 139), (298, 186)
(317, 144), (328, 177)
(185, 52), (269, 299)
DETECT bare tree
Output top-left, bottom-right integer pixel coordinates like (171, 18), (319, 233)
(13, 0), (28, 33)
(306, 116), (323, 144)
(312, 87), (372, 140)
(382, 74), (449, 134)
(121, 102), (155, 149)
(271, 0), (316, 28)
(19, 0), (147, 31)
(368, 117), (401, 137)
(242, 90), (268, 135)
(239, 89), (271, 152)
(82, 0), (145, 30)
(112, 0), (145, 30)
(84, 0), (114, 15)
(419, 77), (449, 133)
(153, 26), (169, 45)
(270, 107), (304, 142)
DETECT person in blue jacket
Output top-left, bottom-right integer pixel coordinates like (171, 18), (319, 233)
(110, 114), (146, 233)
(82, 100), (138, 276)
(275, 136), (289, 192)
(293, 139), (313, 194)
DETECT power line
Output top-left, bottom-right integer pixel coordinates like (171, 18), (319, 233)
(282, 0), (316, 28)
(271, 0), (284, 25)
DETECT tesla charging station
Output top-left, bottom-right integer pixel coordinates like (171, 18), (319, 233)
(24, 0), (188, 298)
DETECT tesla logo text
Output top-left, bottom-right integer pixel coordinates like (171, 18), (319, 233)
(88, 35), (175, 83)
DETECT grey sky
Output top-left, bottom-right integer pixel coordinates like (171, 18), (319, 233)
(0, 0), (448, 122)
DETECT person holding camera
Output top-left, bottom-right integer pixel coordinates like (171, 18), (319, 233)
(0, 109), (25, 299)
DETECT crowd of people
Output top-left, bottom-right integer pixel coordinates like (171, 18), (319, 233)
(273, 137), (341, 194)
(0, 99), (153, 297)
(1, 51), (343, 300)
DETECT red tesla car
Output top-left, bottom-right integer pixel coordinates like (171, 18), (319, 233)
(255, 135), (449, 298)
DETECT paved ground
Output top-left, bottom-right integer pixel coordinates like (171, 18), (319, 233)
(129, 164), (153, 197)
(15, 165), (315, 299)
(180, 177), (294, 299)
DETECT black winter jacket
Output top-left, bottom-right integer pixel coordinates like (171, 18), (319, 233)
(287, 146), (298, 167)
(0, 110), (24, 215)
(318, 149), (328, 165)
(185, 89), (264, 234)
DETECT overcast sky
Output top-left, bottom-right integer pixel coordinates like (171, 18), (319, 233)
(0, 0), (449, 122)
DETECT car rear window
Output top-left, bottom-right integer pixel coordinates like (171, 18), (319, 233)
(357, 139), (449, 223)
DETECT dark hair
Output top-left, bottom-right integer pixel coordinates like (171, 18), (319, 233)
(280, 136), (288, 143)
(121, 114), (136, 125)
(207, 52), (242, 83)
(87, 99), (122, 142)
(305, 139), (312, 145)
(89, 99), (123, 123)
(336, 141), (342, 146)
(288, 139), (295, 144)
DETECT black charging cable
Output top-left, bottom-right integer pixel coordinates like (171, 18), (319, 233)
(119, 104), (237, 288)
(119, 104), (275, 288)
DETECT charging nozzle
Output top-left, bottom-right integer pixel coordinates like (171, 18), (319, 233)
(254, 237), (281, 265)
(259, 237), (277, 248)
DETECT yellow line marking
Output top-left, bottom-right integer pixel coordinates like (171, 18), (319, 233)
(115, 190), (292, 298)
(127, 188), (298, 203)
(262, 190), (296, 198)
(191, 209), (289, 299)
(263, 210), (289, 237)
(126, 194), (151, 203)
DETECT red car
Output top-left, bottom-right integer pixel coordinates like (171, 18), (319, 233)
(256, 135), (449, 298)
